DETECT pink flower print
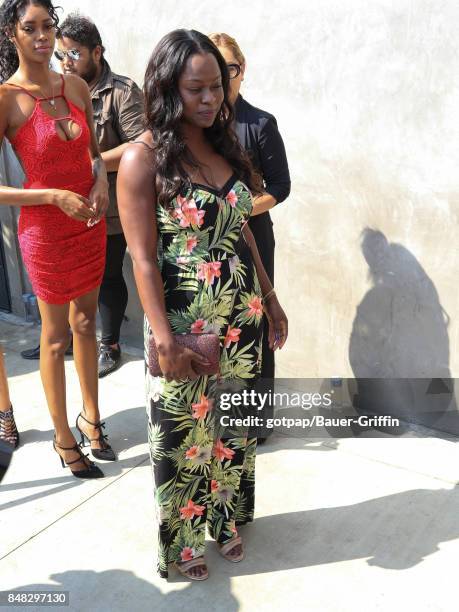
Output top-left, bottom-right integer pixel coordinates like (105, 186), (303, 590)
(211, 479), (219, 493)
(191, 394), (212, 419)
(191, 318), (207, 334)
(224, 325), (241, 348)
(247, 295), (263, 317)
(226, 189), (238, 208)
(174, 195), (205, 228)
(181, 547), (194, 561)
(186, 235), (198, 253)
(197, 261), (222, 285)
(185, 445), (199, 459)
(180, 499), (206, 520)
(212, 439), (235, 462)
(176, 256), (190, 265)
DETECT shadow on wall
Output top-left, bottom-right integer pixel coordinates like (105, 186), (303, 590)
(349, 228), (459, 435)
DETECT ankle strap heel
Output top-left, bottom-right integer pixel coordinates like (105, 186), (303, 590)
(0, 405), (19, 449)
(53, 435), (104, 479)
(76, 412), (116, 462)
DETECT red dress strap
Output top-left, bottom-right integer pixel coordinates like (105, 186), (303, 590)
(7, 83), (39, 100)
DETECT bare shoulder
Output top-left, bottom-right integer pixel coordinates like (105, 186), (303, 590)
(62, 72), (89, 100)
(62, 72), (87, 90)
(0, 83), (17, 107)
(0, 84), (17, 125)
(122, 130), (156, 167)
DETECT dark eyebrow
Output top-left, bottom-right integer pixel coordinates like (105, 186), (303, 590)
(184, 76), (222, 83)
(21, 18), (53, 24)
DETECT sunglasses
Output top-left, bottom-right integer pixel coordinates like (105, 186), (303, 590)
(227, 63), (242, 79)
(54, 49), (81, 62)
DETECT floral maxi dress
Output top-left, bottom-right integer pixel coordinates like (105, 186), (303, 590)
(145, 174), (263, 578)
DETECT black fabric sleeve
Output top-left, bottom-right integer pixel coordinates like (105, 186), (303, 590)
(257, 116), (291, 204)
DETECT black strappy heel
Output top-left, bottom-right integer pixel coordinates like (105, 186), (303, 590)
(0, 405), (19, 448)
(76, 412), (116, 461)
(53, 435), (103, 479)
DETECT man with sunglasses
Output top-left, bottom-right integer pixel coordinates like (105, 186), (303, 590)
(21, 13), (144, 378)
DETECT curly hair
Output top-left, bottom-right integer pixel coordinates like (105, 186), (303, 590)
(57, 12), (105, 58)
(143, 29), (262, 208)
(0, 0), (60, 82)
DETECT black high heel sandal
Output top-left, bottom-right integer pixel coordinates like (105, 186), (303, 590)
(0, 405), (19, 449)
(76, 412), (116, 461)
(53, 436), (104, 479)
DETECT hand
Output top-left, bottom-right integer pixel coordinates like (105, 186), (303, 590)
(157, 340), (211, 383)
(50, 189), (96, 222)
(264, 296), (288, 350)
(88, 179), (109, 223)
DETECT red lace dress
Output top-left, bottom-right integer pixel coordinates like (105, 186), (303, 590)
(8, 75), (106, 304)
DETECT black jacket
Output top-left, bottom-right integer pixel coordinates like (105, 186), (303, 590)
(234, 95), (290, 279)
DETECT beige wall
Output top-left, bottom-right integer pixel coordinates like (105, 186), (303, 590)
(61, 0), (459, 378)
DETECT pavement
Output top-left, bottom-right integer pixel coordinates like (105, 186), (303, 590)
(0, 315), (458, 612)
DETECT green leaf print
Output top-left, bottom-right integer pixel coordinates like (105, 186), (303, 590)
(219, 340), (257, 380)
(148, 422), (165, 464)
(194, 189), (217, 206)
(155, 477), (177, 507)
(234, 291), (264, 327)
(148, 178), (259, 575)
(157, 205), (179, 234)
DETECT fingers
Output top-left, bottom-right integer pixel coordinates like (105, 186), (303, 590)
(87, 217), (101, 228)
(278, 319), (288, 349)
(268, 321), (276, 351)
(75, 198), (95, 220)
(186, 364), (199, 381)
(273, 320), (288, 350)
(93, 199), (108, 218)
(73, 210), (94, 222)
(162, 352), (202, 383)
(189, 349), (211, 368)
(78, 195), (92, 208)
(88, 190), (109, 219)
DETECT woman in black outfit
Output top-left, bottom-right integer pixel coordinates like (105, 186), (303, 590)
(210, 33), (291, 438)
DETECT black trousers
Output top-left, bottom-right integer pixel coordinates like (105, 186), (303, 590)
(248, 213), (275, 380)
(248, 214), (275, 437)
(98, 233), (128, 346)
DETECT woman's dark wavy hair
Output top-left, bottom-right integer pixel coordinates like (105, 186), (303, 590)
(144, 29), (263, 207)
(0, 0), (60, 83)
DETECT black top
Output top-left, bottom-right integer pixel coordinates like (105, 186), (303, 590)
(234, 94), (291, 203)
(233, 95), (290, 275)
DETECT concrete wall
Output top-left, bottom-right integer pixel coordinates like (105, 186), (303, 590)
(41, 0), (459, 378)
(0, 142), (29, 317)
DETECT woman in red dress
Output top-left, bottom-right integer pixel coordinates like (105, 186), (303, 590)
(0, 0), (116, 477)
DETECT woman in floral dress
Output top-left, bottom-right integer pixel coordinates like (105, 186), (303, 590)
(117, 29), (288, 581)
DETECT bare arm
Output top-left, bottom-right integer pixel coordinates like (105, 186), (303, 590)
(101, 143), (130, 173)
(242, 223), (274, 296)
(242, 223), (288, 350)
(80, 80), (108, 186)
(73, 76), (109, 221)
(251, 193), (278, 216)
(117, 139), (209, 379)
(117, 141), (173, 349)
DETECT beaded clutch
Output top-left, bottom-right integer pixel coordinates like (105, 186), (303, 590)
(148, 333), (220, 377)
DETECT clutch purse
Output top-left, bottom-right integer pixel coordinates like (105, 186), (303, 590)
(148, 333), (220, 377)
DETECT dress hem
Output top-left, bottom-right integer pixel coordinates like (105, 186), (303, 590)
(34, 279), (103, 305)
